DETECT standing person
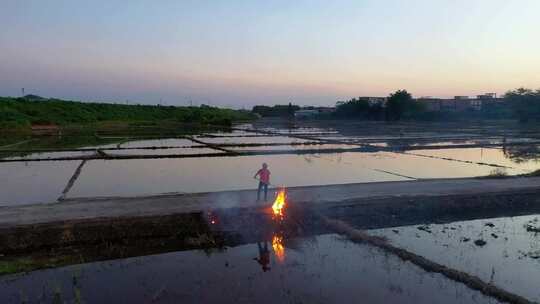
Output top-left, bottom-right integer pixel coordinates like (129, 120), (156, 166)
(254, 163), (271, 201)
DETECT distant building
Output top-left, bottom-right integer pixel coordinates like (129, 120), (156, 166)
(418, 93), (505, 112)
(31, 124), (61, 135)
(470, 99), (482, 111)
(294, 109), (319, 118)
(316, 107), (335, 114)
(23, 94), (46, 101)
(477, 93), (497, 99)
(426, 98), (471, 112)
(294, 107), (335, 118)
(417, 98), (442, 112)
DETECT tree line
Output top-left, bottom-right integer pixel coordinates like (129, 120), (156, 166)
(0, 96), (256, 130)
(335, 88), (540, 122)
(335, 90), (425, 121)
(504, 88), (540, 122)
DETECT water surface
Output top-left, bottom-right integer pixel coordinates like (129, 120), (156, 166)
(0, 161), (80, 205)
(0, 234), (500, 304)
(370, 214), (540, 302)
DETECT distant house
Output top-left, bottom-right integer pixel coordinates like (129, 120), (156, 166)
(315, 107), (335, 114)
(31, 124), (61, 135)
(23, 94), (46, 101)
(294, 107), (335, 119)
(477, 93), (497, 100)
(417, 98), (442, 112)
(418, 93), (505, 112)
(294, 109), (319, 118)
(470, 99), (482, 111)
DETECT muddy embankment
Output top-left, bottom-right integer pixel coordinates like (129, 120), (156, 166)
(1, 188), (540, 276)
(314, 188), (540, 230)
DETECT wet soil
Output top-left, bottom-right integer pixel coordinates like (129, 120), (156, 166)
(3, 188), (540, 276)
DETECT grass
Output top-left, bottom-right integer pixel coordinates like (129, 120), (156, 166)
(0, 96), (256, 131)
(487, 168), (508, 178)
(0, 256), (82, 275)
(479, 168), (540, 179)
(524, 169), (540, 177)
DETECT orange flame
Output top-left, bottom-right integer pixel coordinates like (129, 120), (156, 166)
(272, 234), (285, 262)
(272, 189), (286, 218)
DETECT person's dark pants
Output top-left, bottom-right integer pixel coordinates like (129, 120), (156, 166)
(257, 182), (268, 201)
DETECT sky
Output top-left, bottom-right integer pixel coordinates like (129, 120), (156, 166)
(1, 0), (540, 108)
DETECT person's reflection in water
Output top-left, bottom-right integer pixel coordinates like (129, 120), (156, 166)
(254, 241), (271, 272)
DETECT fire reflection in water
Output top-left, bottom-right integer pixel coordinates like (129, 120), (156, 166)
(255, 233), (286, 271)
(272, 233), (285, 262)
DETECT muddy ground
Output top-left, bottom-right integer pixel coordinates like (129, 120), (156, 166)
(2, 187), (540, 276)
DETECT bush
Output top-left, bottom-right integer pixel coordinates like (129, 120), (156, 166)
(487, 168), (508, 178)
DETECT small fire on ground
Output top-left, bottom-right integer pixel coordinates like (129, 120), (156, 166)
(271, 188), (287, 219)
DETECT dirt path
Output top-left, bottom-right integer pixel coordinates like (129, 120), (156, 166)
(1, 176), (539, 228)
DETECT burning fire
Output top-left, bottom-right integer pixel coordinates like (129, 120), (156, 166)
(207, 211), (218, 225)
(272, 234), (285, 262)
(271, 188), (287, 218)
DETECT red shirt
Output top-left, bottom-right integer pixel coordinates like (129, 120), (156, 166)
(257, 168), (270, 184)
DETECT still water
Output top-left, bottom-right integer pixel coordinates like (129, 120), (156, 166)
(0, 161), (80, 205)
(0, 234), (500, 304)
(370, 214), (540, 302)
(2, 123), (540, 205)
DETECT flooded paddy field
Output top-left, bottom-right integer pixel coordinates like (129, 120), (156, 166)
(66, 154), (406, 198)
(2, 120), (540, 205)
(0, 161), (81, 205)
(194, 135), (316, 145)
(370, 214), (540, 302)
(2, 120), (540, 303)
(104, 147), (222, 156)
(407, 147), (540, 174)
(227, 143), (359, 152)
(0, 233), (501, 304)
(6, 151), (506, 201)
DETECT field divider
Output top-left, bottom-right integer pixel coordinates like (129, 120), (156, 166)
(0, 147), (376, 162)
(401, 151), (513, 169)
(185, 136), (240, 154)
(308, 153), (417, 180)
(58, 159), (88, 201)
(0, 139), (35, 150)
(231, 127), (330, 143)
(0, 139), (530, 167)
(198, 132), (339, 138)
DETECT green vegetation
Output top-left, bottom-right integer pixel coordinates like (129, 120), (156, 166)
(386, 90), (425, 120)
(334, 87), (540, 122)
(335, 98), (383, 119)
(487, 168), (508, 178)
(0, 96), (256, 131)
(504, 88), (540, 122)
(0, 255), (83, 275)
(335, 89), (425, 121)
(524, 169), (540, 177)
